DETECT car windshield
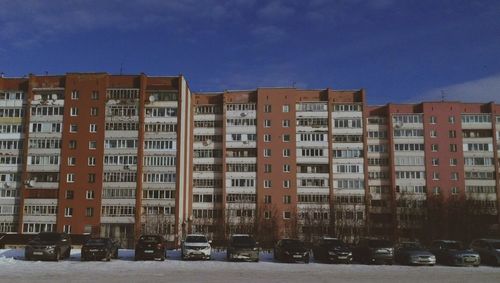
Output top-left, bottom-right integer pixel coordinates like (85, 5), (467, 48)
(443, 242), (462, 250)
(491, 242), (500, 249)
(37, 233), (60, 241)
(185, 236), (207, 243)
(400, 242), (422, 250)
(322, 239), (346, 247)
(368, 240), (392, 248)
(140, 236), (161, 243)
(232, 236), (256, 247)
(282, 239), (304, 248)
(86, 238), (106, 244)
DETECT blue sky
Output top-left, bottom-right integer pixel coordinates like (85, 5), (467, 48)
(1, 0), (499, 104)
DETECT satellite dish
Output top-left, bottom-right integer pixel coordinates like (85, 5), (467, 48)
(149, 95), (156, 102)
(51, 94), (58, 100)
(28, 180), (36, 187)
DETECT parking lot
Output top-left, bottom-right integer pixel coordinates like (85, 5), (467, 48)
(1, 249), (499, 283)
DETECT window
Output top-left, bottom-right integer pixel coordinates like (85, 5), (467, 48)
(431, 144), (438, 152)
(449, 116), (455, 124)
(432, 172), (440, 180)
(282, 120), (290, 127)
(89, 124), (97, 133)
(86, 207), (94, 217)
(264, 195), (272, 204)
(63, 225), (71, 233)
(70, 107), (79, 116)
(264, 211), (271, 219)
(264, 120), (271, 127)
(283, 164), (290, 172)
(282, 105), (290, 112)
(283, 180), (290, 188)
(264, 104), (272, 113)
(282, 134), (290, 142)
(69, 140), (77, 149)
(449, 130), (456, 138)
(70, 124), (78, 133)
(71, 90), (79, 100)
(64, 207), (73, 217)
(264, 134), (271, 142)
(283, 149), (290, 157)
(264, 164), (272, 173)
(67, 173), (75, 183)
(65, 190), (74, 199)
(89, 141), (97, 149)
(88, 157), (96, 166)
(86, 190), (95, 199)
(264, 180), (272, 188)
(90, 107), (98, 116)
(432, 158), (439, 166)
(430, 116), (437, 124)
(283, 195), (291, 204)
(88, 173), (96, 183)
(91, 91), (99, 100)
(451, 172), (459, 180)
(451, 187), (459, 195)
(450, 158), (458, 166)
(449, 144), (457, 152)
(264, 149), (271, 157)
(68, 157), (76, 166)
(283, 211), (291, 219)
(430, 130), (437, 138)
(433, 187), (441, 195)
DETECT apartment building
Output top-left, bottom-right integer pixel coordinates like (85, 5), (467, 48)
(0, 73), (192, 247)
(1, 73), (499, 245)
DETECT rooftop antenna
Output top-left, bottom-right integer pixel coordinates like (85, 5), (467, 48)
(45, 71), (48, 76)
(441, 90), (446, 102)
(292, 81), (296, 88)
(120, 63), (123, 75)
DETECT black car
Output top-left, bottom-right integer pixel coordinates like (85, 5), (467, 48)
(25, 232), (72, 261)
(134, 235), (166, 261)
(430, 240), (480, 267)
(313, 237), (352, 263)
(274, 239), (310, 263)
(353, 238), (394, 265)
(81, 238), (119, 261)
(470, 238), (500, 266)
(226, 234), (260, 262)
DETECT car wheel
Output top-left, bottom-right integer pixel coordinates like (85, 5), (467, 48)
(134, 256), (139, 261)
(25, 254), (31, 261)
(473, 264), (479, 267)
(305, 258), (310, 264)
(55, 250), (61, 261)
(106, 253), (111, 262)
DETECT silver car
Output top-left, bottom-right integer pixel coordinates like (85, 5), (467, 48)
(470, 239), (500, 266)
(394, 242), (436, 266)
(181, 234), (212, 260)
(430, 240), (480, 267)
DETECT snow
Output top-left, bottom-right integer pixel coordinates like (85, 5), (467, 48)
(1, 248), (499, 282)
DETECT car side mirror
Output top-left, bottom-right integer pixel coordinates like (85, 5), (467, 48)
(61, 239), (67, 242)
(209, 240), (212, 244)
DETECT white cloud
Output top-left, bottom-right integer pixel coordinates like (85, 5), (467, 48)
(416, 73), (500, 103)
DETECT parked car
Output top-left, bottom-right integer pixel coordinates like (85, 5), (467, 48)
(226, 234), (260, 262)
(353, 238), (394, 265)
(181, 234), (212, 260)
(81, 237), (119, 261)
(430, 240), (480, 267)
(313, 237), (352, 263)
(470, 239), (500, 266)
(134, 235), (166, 261)
(274, 239), (310, 263)
(394, 242), (436, 266)
(25, 232), (72, 261)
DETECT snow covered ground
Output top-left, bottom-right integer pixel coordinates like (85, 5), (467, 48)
(1, 248), (499, 283)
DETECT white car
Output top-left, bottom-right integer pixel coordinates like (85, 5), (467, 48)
(181, 234), (212, 260)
